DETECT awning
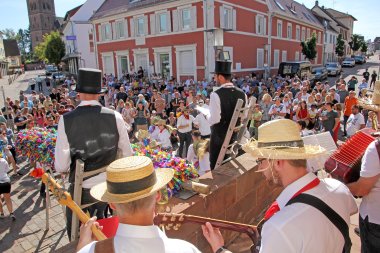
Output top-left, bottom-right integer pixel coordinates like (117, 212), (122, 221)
(61, 53), (80, 61)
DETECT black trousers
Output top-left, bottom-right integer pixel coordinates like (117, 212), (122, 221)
(177, 131), (192, 158)
(343, 115), (349, 135)
(359, 215), (380, 253)
(38, 82), (43, 91)
(66, 185), (107, 241)
(209, 130), (237, 170)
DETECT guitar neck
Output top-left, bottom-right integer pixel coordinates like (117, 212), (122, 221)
(184, 214), (257, 234)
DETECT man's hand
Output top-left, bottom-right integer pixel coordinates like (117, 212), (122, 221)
(76, 216), (102, 252)
(202, 222), (225, 253)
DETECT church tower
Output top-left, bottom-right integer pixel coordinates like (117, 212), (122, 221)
(26, 0), (57, 51)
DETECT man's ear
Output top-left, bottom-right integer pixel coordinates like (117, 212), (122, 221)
(109, 203), (117, 211)
(156, 191), (162, 203)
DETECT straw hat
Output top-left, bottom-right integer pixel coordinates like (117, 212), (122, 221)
(135, 129), (150, 141)
(243, 119), (325, 160)
(90, 156), (174, 203)
(359, 81), (380, 112)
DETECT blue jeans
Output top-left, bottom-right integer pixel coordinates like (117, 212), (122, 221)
(359, 215), (380, 253)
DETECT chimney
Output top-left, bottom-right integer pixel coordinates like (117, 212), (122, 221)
(315, 1), (319, 6)
(322, 5), (325, 9)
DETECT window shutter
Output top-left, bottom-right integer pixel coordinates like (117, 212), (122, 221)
(150, 14), (156, 35)
(167, 11), (172, 32)
(144, 15), (149, 35)
(191, 6), (197, 30)
(220, 6), (225, 29)
(232, 9), (237, 31)
(130, 18), (135, 37)
(264, 17), (267, 35)
(124, 19), (129, 38)
(97, 24), (102, 41)
(112, 22), (116, 40)
(255, 16), (258, 34)
(172, 9), (179, 32)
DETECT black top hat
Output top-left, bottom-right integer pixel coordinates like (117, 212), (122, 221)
(214, 61), (232, 75)
(75, 68), (106, 94)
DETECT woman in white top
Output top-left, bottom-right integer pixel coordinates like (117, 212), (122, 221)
(0, 158), (15, 220)
(156, 119), (172, 151)
(187, 131), (211, 176)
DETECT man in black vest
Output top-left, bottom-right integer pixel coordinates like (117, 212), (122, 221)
(207, 60), (247, 170)
(55, 68), (133, 239)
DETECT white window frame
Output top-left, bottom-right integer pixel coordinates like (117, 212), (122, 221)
(256, 14), (265, 35)
(296, 25), (300, 41)
(157, 12), (168, 33)
(153, 46), (173, 78)
(306, 28), (311, 39)
(301, 27), (306, 41)
(101, 52), (115, 75)
(282, 50), (287, 62)
(257, 48), (264, 68)
(274, 49), (280, 68)
(115, 19), (125, 39)
(277, 20), (283, 38)
(133, 48), (150, 75)
(101, 23), (112, 41)
(180, 7), (191, 31)
(287, 23), (292, 39)
(295, 51), (300, 61)
(116, 50), (130, 76)
(136, 16), (145, 36)
(174, 44), (197, 81)
(220, 5), (233, 30)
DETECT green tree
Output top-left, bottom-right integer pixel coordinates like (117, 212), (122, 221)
(348, 34), (364, 54)
(361, 42), (368, 54)
(1, 28), (17, 39)
(34, 34), (48, 62)
(17, 28), (32, 62)
(300, 33), (317, 61)
(44, 31), (65, 65)
(335, 34), (345, 57)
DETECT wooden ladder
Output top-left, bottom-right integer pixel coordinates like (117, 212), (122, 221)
(215, 98), (255, 169)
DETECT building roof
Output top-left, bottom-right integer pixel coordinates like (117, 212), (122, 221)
(269, 0), (323, 29)
(91, 0), (174, 20)
(3, 40), (20, 57)
(313, 14), (339, 33)
(374, 37), (380, 43)
(325, 8), (357, 21)
(64, 5), (83, 21)
(312, 4), (349, 30)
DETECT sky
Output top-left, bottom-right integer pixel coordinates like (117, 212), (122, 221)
(0, 0), (378, 41)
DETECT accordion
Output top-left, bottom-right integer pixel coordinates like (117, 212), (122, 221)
(324, 129), (375, 183)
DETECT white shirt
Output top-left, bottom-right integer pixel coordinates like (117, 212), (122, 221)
(177, 115), (195, 133)
(346, 113), (365, 137)
(268, 104), (286, 120)
(187, 144), (211, 176)
(260, 173), (357, 253)
(193, 113), (211, 136)
(78, 223), (200, 253)
(0, 158), (10, 183)
(151, 126), (160, 140)
(360, 141), (380, 224)
(55, 100), (133, 188)
(207, 83), (248, 126)
(157, 129), (172, 149)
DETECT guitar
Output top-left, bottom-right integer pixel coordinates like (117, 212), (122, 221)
(41, 173), (107, 241)
(154, 213), (260, 253)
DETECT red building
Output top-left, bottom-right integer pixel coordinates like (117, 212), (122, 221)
(91, 0), (324, 81)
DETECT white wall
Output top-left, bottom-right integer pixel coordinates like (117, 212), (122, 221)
(71, 0), (105, 22)
(76, 23), (96, 69)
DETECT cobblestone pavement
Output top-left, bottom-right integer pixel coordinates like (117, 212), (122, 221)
(0, 160), (69, 253)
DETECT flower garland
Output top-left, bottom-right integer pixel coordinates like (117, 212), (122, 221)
(131, 143), (199, 194)
(16, 128), (57, 167)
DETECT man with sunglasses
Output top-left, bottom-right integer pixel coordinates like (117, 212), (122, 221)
(202, 119), (357, 253)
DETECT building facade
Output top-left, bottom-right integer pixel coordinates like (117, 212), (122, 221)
(269, 0), (324, 71)
(61, 0), (105, 75)
(91, 0), (329, 81)
(0, 33), (8, 78)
